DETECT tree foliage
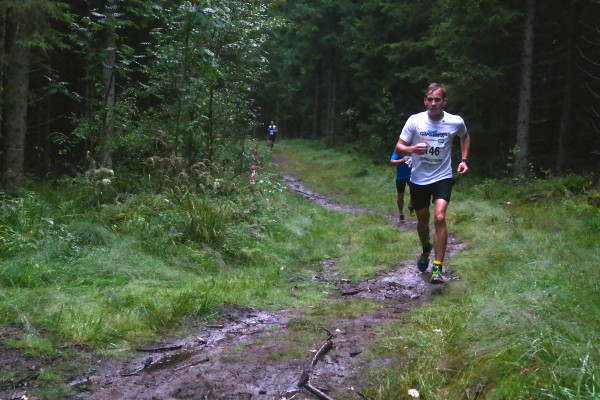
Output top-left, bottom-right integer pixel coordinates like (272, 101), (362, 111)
(260, 0), (600, 179)
(1, 0), (600, 193)
(0, 0), (278, 195)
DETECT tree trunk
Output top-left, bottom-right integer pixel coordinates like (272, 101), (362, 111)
(326, 66), (336, 144)
(312, 80), (320, 138)
(312, 61), (321, 138)
(557, 8), (575, 176)
(100, 0), (116, 168)
(2, 13), (31, 196)
(0, 9), (6, 146)
(207, 84), (214, 162)
(176, 10), (193, 157)
(594, 152), (600, 190)
(514, 0), (535, 176)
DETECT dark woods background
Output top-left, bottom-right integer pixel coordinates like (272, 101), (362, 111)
(1, 0), (600, 196)
(260, 0), (600, 179)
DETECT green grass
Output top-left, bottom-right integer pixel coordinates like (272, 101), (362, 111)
(1, 138), (598, 399)
(275, 138), (400, 214)
(276, 139), (600, 400)
(0, 141), (406, 354)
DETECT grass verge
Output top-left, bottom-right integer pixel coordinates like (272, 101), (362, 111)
(276, 139), (600, 400)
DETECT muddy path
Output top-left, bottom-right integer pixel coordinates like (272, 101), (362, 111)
(1, 155), (465, 400)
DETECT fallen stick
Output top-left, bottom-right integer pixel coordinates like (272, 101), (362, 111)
(136, 345), (182, 352)
(173, 357), (209, 371)
(309, 340), (333, 369)
(303, 382), (335, 400)
(120, 367), (143, 377)
(297, 336), (336, 399)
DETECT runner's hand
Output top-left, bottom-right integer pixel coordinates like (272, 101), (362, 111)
(413, 143), (427, 155)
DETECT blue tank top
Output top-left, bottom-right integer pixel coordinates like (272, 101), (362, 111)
(391, 151), (411, 180)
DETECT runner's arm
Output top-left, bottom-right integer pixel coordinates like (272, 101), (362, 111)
(457, 132), (471, 174)
(397, 139), (427, 155)
(390, 156), (409, 166)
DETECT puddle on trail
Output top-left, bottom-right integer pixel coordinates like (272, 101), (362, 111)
(144, 349), (199, 372)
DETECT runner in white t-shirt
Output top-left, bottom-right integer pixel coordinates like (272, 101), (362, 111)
(395, 83), (471, 284)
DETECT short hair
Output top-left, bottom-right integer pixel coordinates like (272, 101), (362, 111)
(424, 82), (446, 99)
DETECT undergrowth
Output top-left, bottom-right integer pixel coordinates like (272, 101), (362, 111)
(0, 138), (598, 400)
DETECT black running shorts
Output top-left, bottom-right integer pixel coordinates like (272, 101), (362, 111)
(395, 178), (409, 194)
(409, 177), (455, 210)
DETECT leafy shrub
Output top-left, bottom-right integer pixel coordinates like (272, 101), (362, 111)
(0, 192), (79, 258)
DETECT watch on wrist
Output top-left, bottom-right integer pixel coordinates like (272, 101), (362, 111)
(461, 159), (469, 165)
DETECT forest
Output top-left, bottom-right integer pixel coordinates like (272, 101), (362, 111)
(1, 1), (600, 399)
(0, 0), (600, 195)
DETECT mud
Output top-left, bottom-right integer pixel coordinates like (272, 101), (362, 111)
(0, 157), (465, 400)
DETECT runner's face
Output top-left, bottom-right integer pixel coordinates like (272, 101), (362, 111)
(424, 89), (446, 119)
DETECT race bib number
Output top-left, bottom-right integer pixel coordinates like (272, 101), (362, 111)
(421, 137), (449, 164)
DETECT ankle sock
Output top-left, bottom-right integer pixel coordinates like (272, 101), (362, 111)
(423, 243), (432, 254)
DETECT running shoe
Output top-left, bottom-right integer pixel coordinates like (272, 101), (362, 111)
(399, 214), (405, 223)
(430, 265), (444, 284)
(408, 204), (415, 217)
(417, 248), (431, 272)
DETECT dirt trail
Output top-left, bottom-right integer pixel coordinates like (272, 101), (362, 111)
(1, 154), (465, 400)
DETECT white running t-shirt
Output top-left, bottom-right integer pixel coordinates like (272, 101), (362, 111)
(399, 111), (467, 185)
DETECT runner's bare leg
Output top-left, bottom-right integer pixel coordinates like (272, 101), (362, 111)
(433, 199), (449, 263)
(415, 207), (431, 249)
